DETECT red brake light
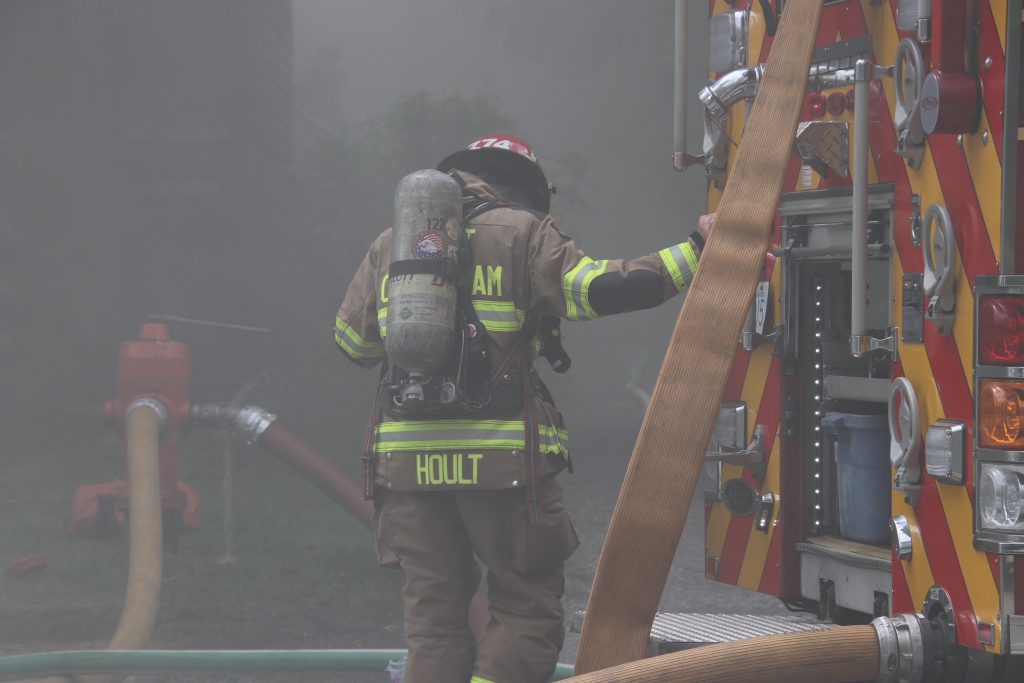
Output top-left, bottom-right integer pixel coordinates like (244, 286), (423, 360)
(808, 93), (826, 118)
(844, 89), (855, 112)
(826, 92), (845, 116)
(980, 296), (1024, 365)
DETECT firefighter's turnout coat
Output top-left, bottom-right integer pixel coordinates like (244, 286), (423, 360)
(336, 172), (702, 494)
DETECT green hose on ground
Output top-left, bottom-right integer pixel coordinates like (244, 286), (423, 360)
(0, 649), (574, 681)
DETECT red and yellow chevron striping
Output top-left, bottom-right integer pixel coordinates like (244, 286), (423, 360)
(703, 0), (1010, 654)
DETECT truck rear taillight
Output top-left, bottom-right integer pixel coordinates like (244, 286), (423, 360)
(808, 93), (826, 118)
(978, 463), (1024, 532)
(979, 296), (1024, 365)
(979, 379), (1024, 448)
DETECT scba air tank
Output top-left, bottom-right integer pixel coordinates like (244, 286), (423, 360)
(385, 169), (462, 378)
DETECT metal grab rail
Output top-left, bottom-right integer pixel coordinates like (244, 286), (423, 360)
(674, 0), (703, 171)
(850, 58), (897, 359)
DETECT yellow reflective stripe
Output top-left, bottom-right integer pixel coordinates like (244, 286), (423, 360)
(377, 307), (388, 338)
(472, 299), (525, 332)
(539, 424), (569, 457)
(563, 256), (608, 321)
(580, 260), (608, 319)
(659, 241), (698, 293)
(681, 241), (699, 276)
(334, 317), (384, 359)
(374, 420), (569, 457)
(377, 419), (524, 433)
(470, 677), (494, 683)
(659, 248), (683, 290)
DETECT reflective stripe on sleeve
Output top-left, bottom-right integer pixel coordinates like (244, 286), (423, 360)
(659, 241), (699, 293)
(334, 316), (384, 360)
(563, 256), (609, 321)
(472, 299), (525, 333)
(374, 419), (569, 458)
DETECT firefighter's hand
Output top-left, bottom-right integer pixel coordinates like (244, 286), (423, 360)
(698, 213), (715, 240)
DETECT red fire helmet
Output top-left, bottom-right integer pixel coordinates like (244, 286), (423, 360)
(437, 134), (554, 213)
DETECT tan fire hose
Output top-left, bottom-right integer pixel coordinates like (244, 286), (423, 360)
(566, 625), (879, 683)
(38, 403), (164, 683)
(101, 404), (164, 652)
(575, 0), (825, 673)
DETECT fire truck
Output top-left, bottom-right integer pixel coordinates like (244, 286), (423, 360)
(669, 0), (1023, 676)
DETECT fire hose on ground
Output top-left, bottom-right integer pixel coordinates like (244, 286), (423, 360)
(4, 614), (956, 682)
(0, 650), (574, 681)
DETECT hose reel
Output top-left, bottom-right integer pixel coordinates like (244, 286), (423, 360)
(922, 203), (956, 336)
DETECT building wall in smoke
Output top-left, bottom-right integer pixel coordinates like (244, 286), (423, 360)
(0, 0), (294, 413)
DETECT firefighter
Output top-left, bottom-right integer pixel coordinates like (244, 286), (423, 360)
(334, 134), (713, 683)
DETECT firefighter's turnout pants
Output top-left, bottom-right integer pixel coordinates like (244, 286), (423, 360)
(374, 475), (579, 683)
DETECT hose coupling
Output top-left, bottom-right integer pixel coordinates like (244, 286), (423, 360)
(190, 403), (277, 445)
(234, 406), (277, 445)
(872, 614), (948, 683)
(698, 64), (764, 122)
(126, 397), (169, 432)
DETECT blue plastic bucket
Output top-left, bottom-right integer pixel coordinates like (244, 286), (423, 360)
(821, 412), (891, 545)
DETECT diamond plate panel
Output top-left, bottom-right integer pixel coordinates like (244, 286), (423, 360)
(649, 612), (834, 646)
(796, 121), (850, 178)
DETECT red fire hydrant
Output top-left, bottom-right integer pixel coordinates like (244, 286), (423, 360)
(101, 322), (192, 537)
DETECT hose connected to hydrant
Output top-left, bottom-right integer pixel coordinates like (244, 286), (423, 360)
(103, 401), (164, 655)
(38, 400), (165, 683)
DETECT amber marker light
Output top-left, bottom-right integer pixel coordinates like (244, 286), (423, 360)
(979, 379), (1024, 449)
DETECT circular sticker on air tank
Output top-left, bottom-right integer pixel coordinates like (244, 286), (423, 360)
(413, 230), (446, 260)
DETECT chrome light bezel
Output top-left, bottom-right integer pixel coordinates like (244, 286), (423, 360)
(896, 0), (932, 39)
(924, 419), (966, 484)
(891, 515), (913, 560)
(709, 11), (748, 74)
(715, 400), (747, 451)
(974, 459), (1024, 554)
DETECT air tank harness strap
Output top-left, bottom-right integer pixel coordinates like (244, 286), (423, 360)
(522, 344), (543, 526)
(361, 359), (391, 499)
(484, 314), (537, 395)
(388, 257), (459, 281)
(494, 314), (547, 526)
